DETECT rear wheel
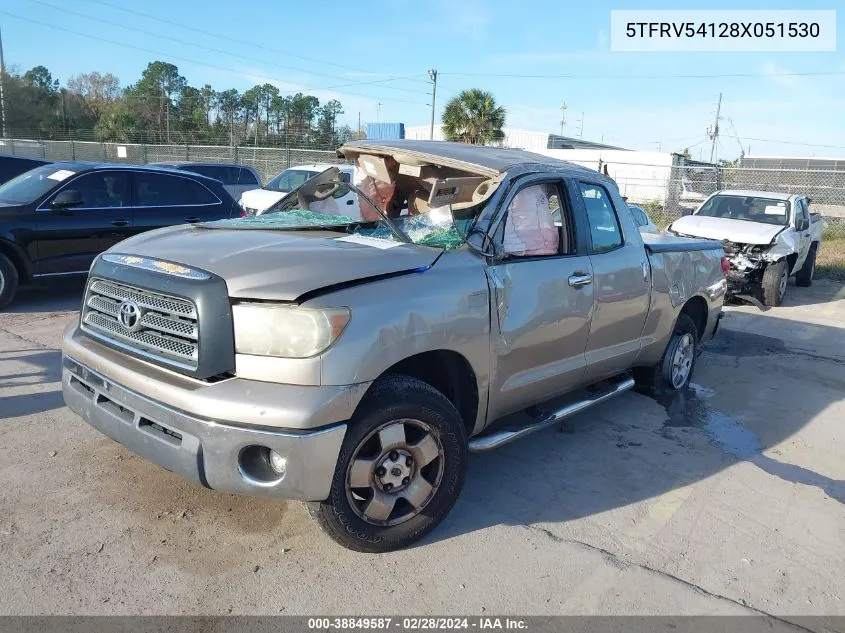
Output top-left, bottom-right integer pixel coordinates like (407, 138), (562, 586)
(0, 253), (20, 310)
(307, 375), (468, 552)
(760, 260), (788, 307)
(634, 313), (699, 396)
(795, 244), (817, 287)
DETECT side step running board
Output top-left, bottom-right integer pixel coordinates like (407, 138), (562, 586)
(468, 376), (636, 453)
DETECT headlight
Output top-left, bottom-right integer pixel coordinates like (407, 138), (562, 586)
(232, 303), (350, 358)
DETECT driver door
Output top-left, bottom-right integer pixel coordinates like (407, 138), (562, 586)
(486, 176), (594, 421)
(793, 198), (813, 271)
(33, 170), (133, 275)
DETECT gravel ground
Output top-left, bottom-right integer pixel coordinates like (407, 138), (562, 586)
(1, 277), (844, 620)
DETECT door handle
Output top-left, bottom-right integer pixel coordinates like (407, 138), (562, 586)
(110, 219), (129, 227)
(185, 217), (200, 223)
(568, 273), (593, 288)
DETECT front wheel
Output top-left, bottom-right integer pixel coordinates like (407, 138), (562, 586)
(795, 243), (817, 287)
(308, 375), (468, 552)
(761, 260), (788, 306)
(0, 253), (20, 310)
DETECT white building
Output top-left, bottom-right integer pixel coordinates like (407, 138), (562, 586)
(403, 125), (622, 152)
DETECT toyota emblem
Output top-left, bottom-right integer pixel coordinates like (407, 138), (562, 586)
(118, 300), (142, 331)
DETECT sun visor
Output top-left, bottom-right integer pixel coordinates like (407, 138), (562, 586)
(428, 177), (487, 207)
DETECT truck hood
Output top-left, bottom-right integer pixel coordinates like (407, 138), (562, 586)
(109, 225), (440, 301)
(239, 188), (286, 212)
(670, 215), (785, 245)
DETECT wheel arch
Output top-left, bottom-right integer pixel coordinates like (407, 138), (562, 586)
(0, 238), (32, 283)
(679, 295), (708, 342)
(358, 349), (479, 437)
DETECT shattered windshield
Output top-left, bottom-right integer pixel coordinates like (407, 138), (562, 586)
(203, 177), (476, 251)
(696, 195), (790, 227)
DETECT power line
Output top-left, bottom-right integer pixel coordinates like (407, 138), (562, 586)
(742, 136), (845, 150)
(30, 0), (429, 96)
(86, 0), (429, 86)
(0, 11), (425, 106)
(439, 69), (845, 80)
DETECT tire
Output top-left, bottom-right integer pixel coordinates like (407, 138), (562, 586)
(307, 375), (468, 553)
(634, 313), (699, 396)
(0, 253), (20, 310)
(795, 243), (817, 287)
(760, 260), (788, 307)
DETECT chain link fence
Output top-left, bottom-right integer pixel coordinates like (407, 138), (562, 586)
(2, 137), (845, 241)
(0, 138), (343, 183)
(583, 162), (845, 240)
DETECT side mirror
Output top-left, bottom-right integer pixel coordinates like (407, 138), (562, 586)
(51, 189), (84, 209)
(797, 218), (809, 231)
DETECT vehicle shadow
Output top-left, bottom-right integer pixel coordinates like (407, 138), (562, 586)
(782, 277), (844, 307)
(424, 309), (845, 546)
(0, 390), (65, 417)
(0, 348), (65, 416)
(6, 279), (86, 314)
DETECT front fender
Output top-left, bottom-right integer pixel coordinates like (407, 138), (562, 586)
(312, 250), (491, 389)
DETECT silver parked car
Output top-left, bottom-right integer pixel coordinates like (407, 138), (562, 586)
(62, 141), (727, 551)
(628, 203), (659, 234)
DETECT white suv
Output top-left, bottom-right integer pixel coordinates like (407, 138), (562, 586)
(240, 163), (358, 216)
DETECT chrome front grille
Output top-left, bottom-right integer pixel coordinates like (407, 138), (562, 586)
(81, 278), (199, 370)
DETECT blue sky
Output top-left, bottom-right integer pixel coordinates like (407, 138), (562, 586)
(1, 0), (843, 158)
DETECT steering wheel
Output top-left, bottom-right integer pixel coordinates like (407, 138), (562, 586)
(312, 182), (340, 201)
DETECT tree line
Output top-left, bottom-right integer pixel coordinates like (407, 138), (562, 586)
(0, 60), (358, 147)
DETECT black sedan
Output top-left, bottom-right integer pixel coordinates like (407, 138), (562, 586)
(0, 162), (241, 308)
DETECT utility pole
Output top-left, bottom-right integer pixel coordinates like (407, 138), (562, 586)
(377, 102), (382, 124)
(0, 26), (6, 138)
(708, 92), (722, 164)
(428, 68), (438, 140)
(559, 102), (567, 136)
(578, 112), (584, 139)
(357, 111), (361, 139)
(60, 89), (67, 132)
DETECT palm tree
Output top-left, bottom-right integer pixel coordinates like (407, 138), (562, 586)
(441, 89), (506, 145)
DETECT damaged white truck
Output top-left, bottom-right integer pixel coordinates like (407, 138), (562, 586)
(668, 190), (823, 306)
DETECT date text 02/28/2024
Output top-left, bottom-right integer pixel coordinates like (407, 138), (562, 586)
(307, 618), (528, 630)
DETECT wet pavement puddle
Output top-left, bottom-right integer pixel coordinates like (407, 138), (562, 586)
(658, 383), (762, 460)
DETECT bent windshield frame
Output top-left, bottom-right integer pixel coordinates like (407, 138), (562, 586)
(264, 171), (411, 244)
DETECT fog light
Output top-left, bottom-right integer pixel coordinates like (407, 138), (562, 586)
(269, 450), (287, 476)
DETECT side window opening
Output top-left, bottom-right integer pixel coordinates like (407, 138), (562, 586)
(60, 171), (130, 209)
(134, 172), (218, 207)
(502, 182), (570, 257)
(579, 182), (623, 253)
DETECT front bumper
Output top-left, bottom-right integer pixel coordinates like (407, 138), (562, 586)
(63, 356), (345, 500)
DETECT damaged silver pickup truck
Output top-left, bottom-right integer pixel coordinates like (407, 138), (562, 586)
(668, 190), (823, 306)
(62, 141), (727, 552)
